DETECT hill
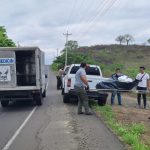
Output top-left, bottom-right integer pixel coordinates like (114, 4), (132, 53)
(52, 44), (150, 78)
(76, 45), (150, 78)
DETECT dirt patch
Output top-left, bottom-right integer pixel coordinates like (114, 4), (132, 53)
(113, 105), (150, 146)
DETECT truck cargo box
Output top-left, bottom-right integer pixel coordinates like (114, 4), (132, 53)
(0, 47), (47, 107)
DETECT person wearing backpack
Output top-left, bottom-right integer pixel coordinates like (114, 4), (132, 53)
(136, 66), (150, 109)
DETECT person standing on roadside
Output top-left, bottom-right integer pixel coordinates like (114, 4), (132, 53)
(74, 63), (92, 115)
(111, 68), (123, 105)
(56, 67), (64, 89)
(136, 66), (150, 109)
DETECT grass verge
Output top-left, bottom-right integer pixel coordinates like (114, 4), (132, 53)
(90, 101), (150, 150)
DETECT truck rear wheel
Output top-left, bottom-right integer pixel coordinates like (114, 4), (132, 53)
(97, 94), (108, 106)
(61, 88), (64, 95)
(42, 89), (46, 98)
(34, 92), (42, 106)
(63, 94), (70, 103)
(1, 100), (9, 107)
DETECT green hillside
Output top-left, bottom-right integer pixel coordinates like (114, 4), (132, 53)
(76, 45), (150, 78)
(52, 44), (150, 78)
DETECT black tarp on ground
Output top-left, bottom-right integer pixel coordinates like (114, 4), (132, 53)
(96, 79), (139, 91)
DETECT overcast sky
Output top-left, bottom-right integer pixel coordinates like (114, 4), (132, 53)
(0, 0), (150, 64)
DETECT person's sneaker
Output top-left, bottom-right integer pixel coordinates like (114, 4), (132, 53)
(78, 112), (84, 115)
(85, 112), (93, 115)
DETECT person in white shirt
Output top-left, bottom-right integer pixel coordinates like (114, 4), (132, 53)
(136, 66), (150, 109)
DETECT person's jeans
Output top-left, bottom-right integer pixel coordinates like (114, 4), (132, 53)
(111, 92), (122, 105)
(137, 86), (147, 108)
(74, 86), (90, 114)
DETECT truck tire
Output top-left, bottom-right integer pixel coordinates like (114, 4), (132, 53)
(42, 89), (46, 98)
(34, 92), (42, 106)
(1, 100), (9, 107)
(61, 88), (64, 95)
(97, 94), (108, 106)
(63, 94), (70, 103)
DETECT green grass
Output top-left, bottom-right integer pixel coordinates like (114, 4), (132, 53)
(90, 101), (149, 150)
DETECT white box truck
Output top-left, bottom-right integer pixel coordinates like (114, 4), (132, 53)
(0, 47), (47, 107)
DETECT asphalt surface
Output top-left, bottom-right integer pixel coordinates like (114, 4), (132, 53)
(0, 71), (125, 150)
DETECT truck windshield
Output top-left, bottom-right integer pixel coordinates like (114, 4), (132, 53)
(70, 66), (100, 76)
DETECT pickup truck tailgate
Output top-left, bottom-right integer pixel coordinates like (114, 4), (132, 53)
(70, 75), (102, 90)
(87, 76), (102, 90)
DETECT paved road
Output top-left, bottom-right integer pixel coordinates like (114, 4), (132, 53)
(0, 71), (125, 150)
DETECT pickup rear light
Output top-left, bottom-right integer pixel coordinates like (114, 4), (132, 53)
(67, 79), (71, 87)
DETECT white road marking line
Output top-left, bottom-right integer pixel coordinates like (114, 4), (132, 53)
(2, 106), (37, 150)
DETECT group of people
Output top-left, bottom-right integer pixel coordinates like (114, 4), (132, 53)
(111, 67), (150, 109)
(74, 63), (150, 119)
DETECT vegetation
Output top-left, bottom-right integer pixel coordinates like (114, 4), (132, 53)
(147, 39), (150, 44)
(124, 34), (134, 46)
(52, 40), (96, 70)
(52, 42), (150, 79)
(115, 35), (125, 45)
(115, 34), (134, 45)
(90, 101), (150, 150)
(0, 26), (16, 47)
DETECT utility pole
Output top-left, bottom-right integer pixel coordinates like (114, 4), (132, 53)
(56, 48), (59, 57)
(17, 41), (21, 47)
(63, 31), (72, 66)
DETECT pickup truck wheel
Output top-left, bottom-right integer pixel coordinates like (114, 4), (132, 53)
(97, 97), (107, 106)
(97, 99), (105, 106)
(42, 89), (46, 98)
(97, 94), (108, 106)
(1, 100), (9, 107)
(34, 92), (42, 106)
(63, 94), (70, 103)
(61, 88), (64, 95)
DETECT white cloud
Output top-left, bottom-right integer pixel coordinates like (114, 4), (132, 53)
(0, 0), (150, 64)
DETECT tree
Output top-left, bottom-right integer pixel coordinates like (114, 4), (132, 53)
(0, 26), (16, 47)
(124, 34), (134, 46)
(65, 40), (78, 51)
(115, 35), (125, 45)
(147, 39), (150, 44)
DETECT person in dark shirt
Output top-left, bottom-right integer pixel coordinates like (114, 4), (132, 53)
(111, 68), (123, 105)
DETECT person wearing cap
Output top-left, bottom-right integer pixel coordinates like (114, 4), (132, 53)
(136, 66), (150, 109)
(111, 68), (123, 105)
(74, 63), (92, 115)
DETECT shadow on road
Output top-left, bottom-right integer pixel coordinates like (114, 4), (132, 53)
(0, 100), (35, 112)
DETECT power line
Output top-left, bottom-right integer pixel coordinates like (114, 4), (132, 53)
(73, 0), (111, 35)
(66, 0), (79, 31)
(63, 31), (72, 66)
(77, 0), (118, 40)
(74, 0), (99, 25)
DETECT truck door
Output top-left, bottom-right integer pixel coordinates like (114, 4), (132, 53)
(0, 51), (16, 88)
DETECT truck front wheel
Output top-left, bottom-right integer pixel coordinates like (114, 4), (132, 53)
(63, 94), (70, 103)
(34, 92), (42, 106)
(1, 100), (9, 107)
